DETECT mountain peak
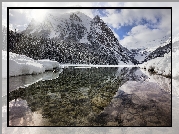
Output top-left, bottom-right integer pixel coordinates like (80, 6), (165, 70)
(18, 11), (137, 65)
(93, 15), (100, 21)
(69, 13), (82, 22)
(92, 15), (105, 24)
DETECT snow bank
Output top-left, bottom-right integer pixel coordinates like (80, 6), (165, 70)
(172, 49), (179, 79)
(2, 50), (60, 78)
(140, 52), (171, 77)
(2, 51), (7, 78)
(37, 59), (59, 71)
(139, 34), (179, 79)
(9, 59), (45, 77)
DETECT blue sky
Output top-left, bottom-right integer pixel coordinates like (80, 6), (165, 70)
(113, 25), (134, 40)
(96, 8), (171, 49)
(4, 3), (172, 49)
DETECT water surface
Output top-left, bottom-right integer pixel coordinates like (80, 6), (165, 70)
(8, 67), (171, 126)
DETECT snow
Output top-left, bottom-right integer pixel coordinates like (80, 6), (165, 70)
(173, 79), (179, 97)
(134, 54), (147, 63)
(9, 59), (45, 77)
(139, 34), (179, 78)
(139, 52), (171, 76)
(2, 50), (60, 78)
(140, 68), (171, 93)
(172, 49), (179, 79)
(173, 33), (179, 43)
(2, 50), (7, 79)
(28, 11), (93, 44)
(34, 11), (93, 42)
(172, 35), (179, 79)
(37, 59), (59, 71)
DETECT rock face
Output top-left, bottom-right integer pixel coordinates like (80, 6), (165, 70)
(9, 11), (136, 65)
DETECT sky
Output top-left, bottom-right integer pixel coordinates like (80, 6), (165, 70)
(2, 2), (176, 49)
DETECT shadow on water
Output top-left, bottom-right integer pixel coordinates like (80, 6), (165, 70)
(8, 67), (171, 126)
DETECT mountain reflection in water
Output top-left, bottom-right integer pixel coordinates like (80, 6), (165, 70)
(8, 67), (171, 126)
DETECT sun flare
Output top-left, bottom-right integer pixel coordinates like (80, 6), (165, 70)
(31, 9), (47, 22)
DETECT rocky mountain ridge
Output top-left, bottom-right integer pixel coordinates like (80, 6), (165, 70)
(7, 11), (171, 65)
(10, 11), (136, 65)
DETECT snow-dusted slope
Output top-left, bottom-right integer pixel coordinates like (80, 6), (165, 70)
(88, 15), (134, 65)
(147, 36), (171, 52)
(173, 34), (179, 52)
(173, 49), (179, 79)
(130, 48), (150, 64)
(140, 52), (171, 77)
(2, 50), (59, 78)
(128, 36), (171, 64)
(139, 34), (179, 78)
(172, 34), (179, 79)
(24, 11), (92, 42)
(143, 38), (171, 62)
(15, 11), (136, 65)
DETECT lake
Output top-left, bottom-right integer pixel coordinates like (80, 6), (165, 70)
(8, 66), (171, 126)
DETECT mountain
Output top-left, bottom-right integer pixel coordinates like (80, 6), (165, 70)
(172, 34), (179, 52)
(143, 38), (171, 62)
(17, 11), (135, 65)
(129, 48), (150, 64)
(128, 35), (171, 64)
(9, 11), (171, 65)
(139, 37), (172, 77)
(23, 12), (92, 42)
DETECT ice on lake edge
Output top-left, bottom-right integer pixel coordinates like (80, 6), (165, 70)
(2, 50), (60, 78)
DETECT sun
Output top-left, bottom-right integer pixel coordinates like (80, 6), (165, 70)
(31, 9), (47, 22)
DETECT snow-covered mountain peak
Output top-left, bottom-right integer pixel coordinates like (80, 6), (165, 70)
(93, 15), (100, 21)
(74, 11), (92, 21)
(17, 11), (145, 65)
(24, 11), (94, 40)
(69, 13), (82, 22)
(92, 15), (104, 23)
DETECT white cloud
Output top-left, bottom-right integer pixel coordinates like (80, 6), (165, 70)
(2, 2), (178, 49)
(2, 2), (95, 30)
(8, 9), (32, 31)
(102, 9), (170, 29)
(120, 24), (170, 49)
(99, 6), (171, 49)
(122, 2), (176, 36)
